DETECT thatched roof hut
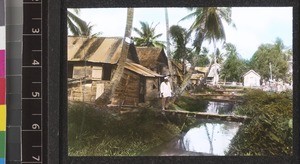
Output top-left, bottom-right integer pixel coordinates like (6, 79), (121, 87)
(135, 47), (168, 75)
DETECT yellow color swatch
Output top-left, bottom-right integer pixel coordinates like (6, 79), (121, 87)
(0, 105), (6, 131)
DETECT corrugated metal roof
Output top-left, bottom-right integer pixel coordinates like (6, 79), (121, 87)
(68, 36), (124, 64)
(135, 47), (167, 68)
(125, 62), (163, 77)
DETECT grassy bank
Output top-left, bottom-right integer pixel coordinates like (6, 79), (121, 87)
(227, 90), (293, 155)
(68, 102), (195, 156)
(174, 95), (208, 112)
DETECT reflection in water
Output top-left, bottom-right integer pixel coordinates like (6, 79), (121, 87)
(142, 101), (241, 156)
(179, 121), (241, 155)
(177, 101), (240, 155)
(206, 101), (235, 114)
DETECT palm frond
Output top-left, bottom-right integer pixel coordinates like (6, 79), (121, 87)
(67, 16), (81, 36)
(133, 21), (163, 47)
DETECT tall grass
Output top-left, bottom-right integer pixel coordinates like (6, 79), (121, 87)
(174, 96), (208, 112)
(68, 102), (192, 156)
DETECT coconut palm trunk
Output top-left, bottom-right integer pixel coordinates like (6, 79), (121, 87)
(171, 7), (235, 101)
(95, 8), (134, 106)
(165, 8), (174, 86)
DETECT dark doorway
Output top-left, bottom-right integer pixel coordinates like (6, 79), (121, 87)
(139, 76), (146, 103)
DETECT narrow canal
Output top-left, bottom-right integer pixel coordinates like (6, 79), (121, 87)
(142, 101), (242, 156)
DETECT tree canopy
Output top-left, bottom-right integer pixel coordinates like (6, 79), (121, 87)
(250, 38), (290, 82)
(169, 25), (193, 63)
(220, 43), (248, 82)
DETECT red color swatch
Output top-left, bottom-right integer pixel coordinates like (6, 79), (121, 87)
(0, 78), (5, 104)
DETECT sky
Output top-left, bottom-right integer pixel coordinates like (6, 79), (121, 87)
(70, 7), (293, 60)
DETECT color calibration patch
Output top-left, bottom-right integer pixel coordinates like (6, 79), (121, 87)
(0, 0), (6, 163)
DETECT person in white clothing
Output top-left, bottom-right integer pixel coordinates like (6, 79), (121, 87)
(160, 76), (172, 110)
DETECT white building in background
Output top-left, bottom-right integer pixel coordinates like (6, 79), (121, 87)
(243, 70), (261, 87)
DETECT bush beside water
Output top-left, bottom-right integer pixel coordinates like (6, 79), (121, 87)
(68, 102), (194, 156)
(227, 90), (293, 155)
(174, 96), (208, 112)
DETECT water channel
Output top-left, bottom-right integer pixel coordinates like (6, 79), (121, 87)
(142, 101), (242, 156)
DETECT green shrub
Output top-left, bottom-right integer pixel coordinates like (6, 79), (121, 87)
(175, 96), (208, 112)
(227, 90), (293, 155)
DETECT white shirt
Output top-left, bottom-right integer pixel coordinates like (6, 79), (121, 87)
(160, 81), (172, 98)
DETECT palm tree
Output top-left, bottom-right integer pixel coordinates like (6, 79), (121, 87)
(169, 25), (194, 76)
(95, 8), (134, 106)
(197, 47), (210, 67)
(165, 8), (174, 88)
(170, 25), (193, 62)
(174, 7), (235, 95)
(183, 7), (235, 52)
(133, 21), (165, 47)
(67, 9), (100, 36)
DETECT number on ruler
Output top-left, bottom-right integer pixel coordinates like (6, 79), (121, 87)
(32, 92), (40, 97)
(32, 123), (40, 130)
(32, 28), (40, 34)
(32, 60), (40, 65)
(32, 155), (40, 161)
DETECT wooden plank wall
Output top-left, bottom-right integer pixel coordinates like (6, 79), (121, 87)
(112, 70), (140, 106)
(145, 78), (159, 102)
(68, 80), (109, 102)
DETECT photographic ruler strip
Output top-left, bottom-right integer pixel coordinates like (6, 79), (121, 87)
(22, 0), (45, 163)
(6, 0), (23, 163)
(0, 0), (6, 163)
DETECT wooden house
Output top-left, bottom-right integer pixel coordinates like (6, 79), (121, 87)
(243, 70), (261, 87)
(67, 36), (162, 106)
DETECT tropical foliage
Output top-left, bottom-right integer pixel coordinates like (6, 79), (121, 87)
(227, 90), (293, 155)
(170, 7), (235, 97)
(196, 47), (210, 67)
(220, 43), (249, 82)
(181, 7), (235, 54)
(67, 9), (100, 36)
(250, 38), (291, 82)
(169, 25), (193, 62)
(133, 21), (165, 47)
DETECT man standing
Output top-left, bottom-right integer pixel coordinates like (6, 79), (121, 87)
(160, 76), (172, 110)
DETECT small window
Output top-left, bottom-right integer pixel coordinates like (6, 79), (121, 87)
(92, 66), (103, 79)
(73, 66), (91, 79)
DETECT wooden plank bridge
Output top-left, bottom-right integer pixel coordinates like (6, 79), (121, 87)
(163, 110), (251, 122)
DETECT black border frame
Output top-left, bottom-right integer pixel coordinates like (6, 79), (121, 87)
(47, 0), (300, 163)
